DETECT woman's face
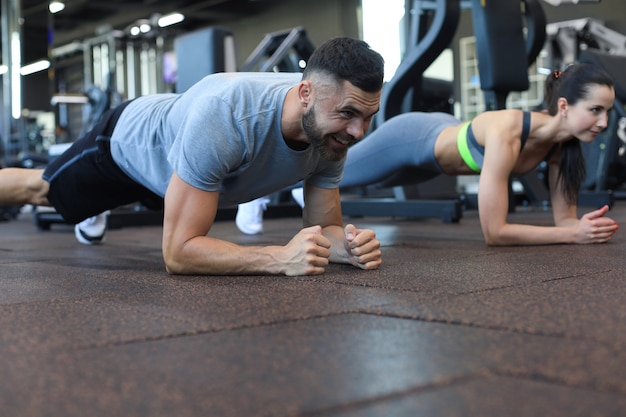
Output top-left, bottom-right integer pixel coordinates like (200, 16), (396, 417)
(564, 84), (615, 143)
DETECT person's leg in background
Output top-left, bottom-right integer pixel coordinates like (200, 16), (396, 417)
(235, 188), (304, 235)
(235, 196), (271, 235)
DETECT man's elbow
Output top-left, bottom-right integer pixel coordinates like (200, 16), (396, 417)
(164, 259), (185, 275)
(482, 229), (505, 246)
(162, 248), (188, 275)
(484, 237), (499, 246)
(164, 261), (181, 275)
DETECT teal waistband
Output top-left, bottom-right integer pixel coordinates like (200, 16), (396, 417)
(456, 122), (481, 173)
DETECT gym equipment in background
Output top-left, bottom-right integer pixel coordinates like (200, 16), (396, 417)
(174, 27), (237, 93)
(578, 49), (626, 200)
(340, 0), (547, 223)
(240, 26), (316, 73)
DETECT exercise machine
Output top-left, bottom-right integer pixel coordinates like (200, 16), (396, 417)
(240, 27), (316, 73)
(340, 0), (547, 223)
(577, 49), (626, 200)
(174, 26), (237, 92)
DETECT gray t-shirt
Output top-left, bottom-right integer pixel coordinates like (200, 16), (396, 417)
(110, 72), (344, 208)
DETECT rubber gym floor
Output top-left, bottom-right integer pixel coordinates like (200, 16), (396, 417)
(1, 201), (626, 417)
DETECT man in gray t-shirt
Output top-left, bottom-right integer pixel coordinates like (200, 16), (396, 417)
(109, 72), (344, 208)
(0, 37), (384, 277)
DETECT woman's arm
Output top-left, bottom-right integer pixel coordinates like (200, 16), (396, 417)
(478, 147), (618, 245)
(303, 183), (382, 269)
(548, 162), (618, 243)
(477, 129), (539, 245)
(477, 113), (575, 245)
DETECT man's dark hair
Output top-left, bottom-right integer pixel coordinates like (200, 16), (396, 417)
(302, 37), (384, 93)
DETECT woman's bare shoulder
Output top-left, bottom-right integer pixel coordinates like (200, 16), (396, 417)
(476, 108), (524, 123)
(473, 109), (525, 141)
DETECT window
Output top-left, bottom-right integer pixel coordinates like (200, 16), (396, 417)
(361, 0), (405, 82)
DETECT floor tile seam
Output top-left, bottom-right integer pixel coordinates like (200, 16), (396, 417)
(29, 306), (619, 356)
(293, 373), (482, 417)
(383, 242), (498, 254)
(437, 269), (619, 304)
(291, 277), (565, 305)
(68, 310), (366, 351)
(296, 270), (609, 297)
(293, 277), (626, 325)
(489, 368), (626, 397)
(450, 280), (563, 298)
(354, 310), (620, 349)
(294, 277), (448, 295)
(2, 311), (365, 357)
(101, 287), (626, 352)
(539, 269), (615, 283)
(423, 269), (616, 297)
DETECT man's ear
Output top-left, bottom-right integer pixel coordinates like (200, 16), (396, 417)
(298, 80), (312, 106)
(557, 97), (568, 116)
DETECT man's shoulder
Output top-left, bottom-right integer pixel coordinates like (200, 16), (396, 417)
(203, 71), (301, 87)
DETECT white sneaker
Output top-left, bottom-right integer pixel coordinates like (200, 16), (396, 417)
(74, 211), (109, 245)
(291, 188), (305, 208)
(236, 197), (270, 235)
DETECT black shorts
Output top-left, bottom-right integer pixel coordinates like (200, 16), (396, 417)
(43, 101), (163, 224)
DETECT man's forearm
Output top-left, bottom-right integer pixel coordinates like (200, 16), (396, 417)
(163, 235), (285, 275)
(323, 224), (352, 264)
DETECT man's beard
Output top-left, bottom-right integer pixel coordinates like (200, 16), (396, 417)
(302, 107), (351, 162)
